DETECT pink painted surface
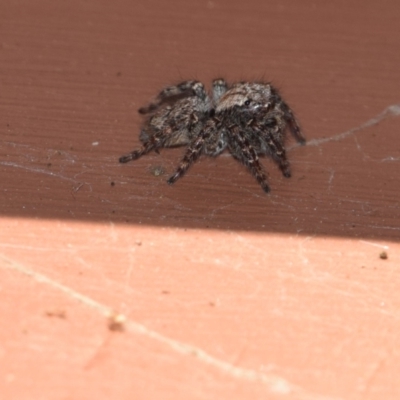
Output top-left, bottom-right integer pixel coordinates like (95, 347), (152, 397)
(1, 0), (400, 399)
(1, 220), (400, 399)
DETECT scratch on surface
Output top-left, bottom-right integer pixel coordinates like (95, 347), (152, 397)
(327, 169), (335, 192)
(289, 103), (400, 150)
(0, 162), (78, 183)
(369, 225), (400, 231)
(381, 156), (400, 162)
(359, 240), (390, 250)
(0, 161), (92, 192)
(0, 254), (340, 400)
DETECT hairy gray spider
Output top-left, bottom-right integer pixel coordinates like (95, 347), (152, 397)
(119, 79), (306, 193)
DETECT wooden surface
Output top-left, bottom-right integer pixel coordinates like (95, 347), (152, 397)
(1, 1), (400, 399)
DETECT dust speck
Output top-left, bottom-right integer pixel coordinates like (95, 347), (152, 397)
(45, 309), (66, 319)
(149, 165), (166, 177)
(379, 251), (388, 260)
(107, 312), (126, 332)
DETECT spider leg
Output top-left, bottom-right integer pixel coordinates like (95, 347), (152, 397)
(228, 125), (270, 193)
(256, 122), (292, 178)
(167, 121), (215, 185)
(121, 104), (203, 164)
(119, 135), (161, 163)
(211, 78), (228, 103)
(119, 123), (178, 163)
(280, 101), (306, 145)
(139, 81), (207, 115)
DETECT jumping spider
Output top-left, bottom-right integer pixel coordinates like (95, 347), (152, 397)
(119, 79), (305, 193)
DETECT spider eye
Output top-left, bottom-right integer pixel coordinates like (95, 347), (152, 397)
(244, 99), (251, 106)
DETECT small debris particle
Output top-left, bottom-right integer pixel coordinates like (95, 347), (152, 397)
(92, 141), (99, 146)
(116, 71), (122, 77)
(149, 165), (166, 177)
(107, 312), (126, 332)
(161, 290), (170, 295)
(45, 309), (66, 319)
(135, 240), (142, 246)
(110, 181), (115, 187)
(73, 183), (84, 192)
(47, 163), (52, 167)
(379, 251), (388, 260)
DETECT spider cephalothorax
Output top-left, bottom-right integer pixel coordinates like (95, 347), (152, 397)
(119, 79), (305, 193)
